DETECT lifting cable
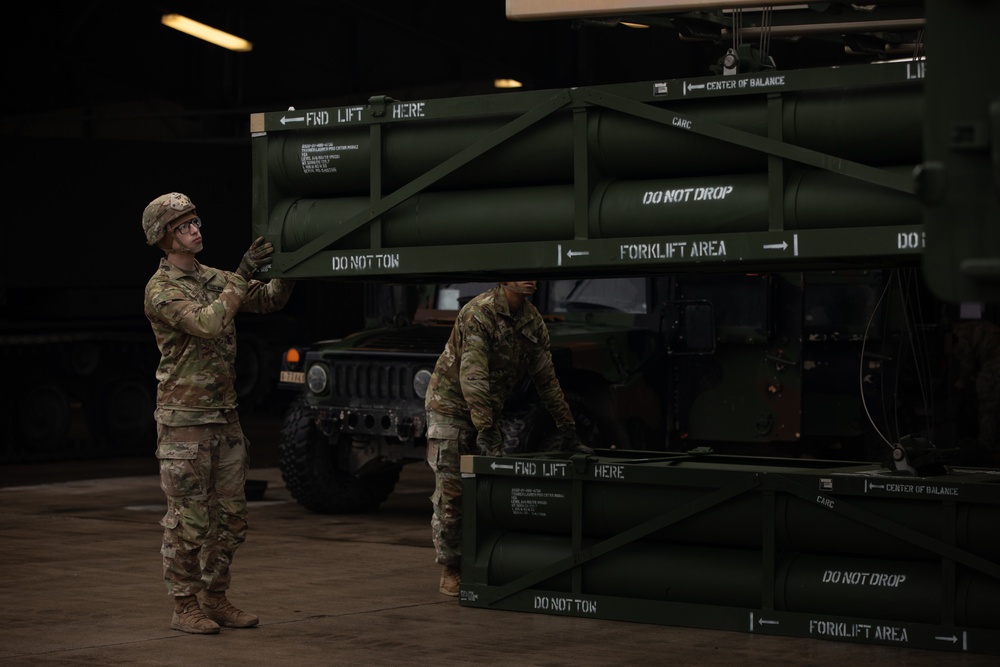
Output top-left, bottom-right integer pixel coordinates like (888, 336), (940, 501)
(860, 273), (895, 450)
(912, 29), (924, 61)
(758, 5), (773, 65)
(860, 270), (936, 449)
(896, 269), (934, 440)
(731, 7), (742, 54)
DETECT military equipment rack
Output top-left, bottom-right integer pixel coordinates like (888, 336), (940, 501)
(458, 450), (1000, 655)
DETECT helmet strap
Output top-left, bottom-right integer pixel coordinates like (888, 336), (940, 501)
(171, 245), (198, 255)
(159, 231), (197, 255)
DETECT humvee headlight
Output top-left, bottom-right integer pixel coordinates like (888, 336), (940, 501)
(306, 364), (329, 394)
(413, 369), (432, 398)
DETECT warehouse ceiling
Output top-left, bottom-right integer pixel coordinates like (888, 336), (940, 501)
(2, 1), (925, 144)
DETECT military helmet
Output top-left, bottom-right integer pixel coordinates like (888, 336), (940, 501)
(142, 192), (195, 245)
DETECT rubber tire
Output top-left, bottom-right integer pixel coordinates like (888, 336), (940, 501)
(235, 336), (277, 409)
(85, 374), (156, 450)
(18, 383), (72, 453)
(499, 391), (605, 455)
(277, 397), (401, 513)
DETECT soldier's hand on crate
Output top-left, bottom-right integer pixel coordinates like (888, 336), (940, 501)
(237, 236), (274, 280)
(554, 424), (594, 455)
(476, 428), (503, 457)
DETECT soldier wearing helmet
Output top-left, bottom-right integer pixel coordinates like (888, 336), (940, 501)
(423, 280), (591, 597)
(142, 192), (295, 634)
(142, 192), (197, 248)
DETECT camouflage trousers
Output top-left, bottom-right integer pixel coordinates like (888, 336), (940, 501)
(156, 421), (249, 597)
(976, 357), (1000, 456)
(425, 411), (477, 570)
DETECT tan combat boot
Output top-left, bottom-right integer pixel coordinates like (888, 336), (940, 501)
(199, 591), (260, 628)
(439, 566), (460, 597)
(171, 595), (220, 634)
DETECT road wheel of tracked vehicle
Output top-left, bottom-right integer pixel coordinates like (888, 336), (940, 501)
(17, 383), (72, 453)
(235, 335), (278, 409)
(499, 391), (606, 455)
(277, 398), (401, 513)
(85, 373), (156, 451)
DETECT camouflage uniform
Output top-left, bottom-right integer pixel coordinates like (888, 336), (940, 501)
(424, 285), (573, 569)
(952, 320), (1000, 459)
(144, 257), (293, 597)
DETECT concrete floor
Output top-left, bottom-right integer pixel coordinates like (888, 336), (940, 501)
(1, 421), (997, 666)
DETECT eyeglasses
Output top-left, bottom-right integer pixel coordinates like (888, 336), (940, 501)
(171, 217), (202, 235)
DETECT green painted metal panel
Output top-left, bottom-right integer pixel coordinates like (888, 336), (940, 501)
(921, 0), (1000, 303)
(459, 450), (1000, 654)
(250, 63), (925, 280)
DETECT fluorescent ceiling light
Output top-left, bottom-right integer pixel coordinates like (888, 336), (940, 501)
(494, 78), (523, 89)
(161, 14), (253, 52)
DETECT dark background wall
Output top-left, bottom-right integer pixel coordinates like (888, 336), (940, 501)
(0, 2), (916, 460)
(2, 1), (732, 329)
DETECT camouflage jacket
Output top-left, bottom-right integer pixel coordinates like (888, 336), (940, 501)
(953, 320), (1000, 382)
(425, 285), (573, 432)
(144, 258), (294, 426)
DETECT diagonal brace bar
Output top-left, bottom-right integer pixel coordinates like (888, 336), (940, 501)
(771, 474), (1000, 580)
(278, 89), (574, 271)
(482, 473), (762, 605)
(579, 87), (915, 195)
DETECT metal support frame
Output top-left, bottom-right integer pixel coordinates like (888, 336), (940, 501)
(459, 451), (1000, 655)
(251, 62), (925, 280)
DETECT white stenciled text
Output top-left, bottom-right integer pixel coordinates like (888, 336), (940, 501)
(331, 253), (401, 272)
(336, 106), (364, 123)
(821, 570), (907, 587)
(534, 596), (597, 614)
(392, 102), (426, 119)
(642, 185), (734, 204)
(619, 240), (727, 262)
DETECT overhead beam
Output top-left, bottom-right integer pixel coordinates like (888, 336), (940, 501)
(507, 1), (813, 21)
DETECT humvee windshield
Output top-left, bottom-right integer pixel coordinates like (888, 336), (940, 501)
(551, 278), (647, 314)
(434, 278), (648, 315)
